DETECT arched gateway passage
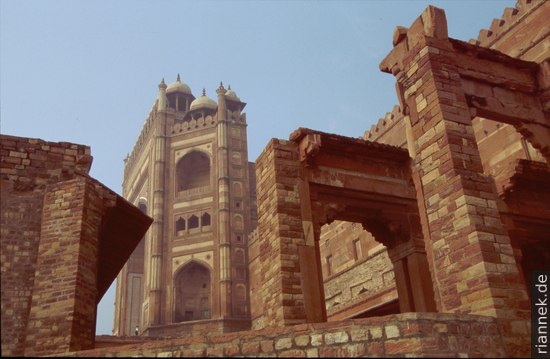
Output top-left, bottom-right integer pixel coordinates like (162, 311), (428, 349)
(252, 128), (436, 326)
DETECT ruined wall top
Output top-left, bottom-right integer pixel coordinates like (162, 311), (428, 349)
(470, 0), (543, 47)
(1, 134), (93, 190)
(362, 105), (405, 144)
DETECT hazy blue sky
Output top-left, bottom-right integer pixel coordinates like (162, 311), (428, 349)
(1, 0), (515, 335)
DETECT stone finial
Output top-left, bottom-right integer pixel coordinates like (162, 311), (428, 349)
(176, 73), (181, 82)
(158, 78), (167, 91)
(217, 82), (226, 95)
(158, 78), (168, 110)
(380, 6), (448, 75)
(202, 88), (206, 96)
(228, 84), (232, 90)
(393, 26), (408, 46)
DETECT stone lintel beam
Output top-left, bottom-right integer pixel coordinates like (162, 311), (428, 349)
(290, 127), (409, 166)
(449, 38), (539, 93)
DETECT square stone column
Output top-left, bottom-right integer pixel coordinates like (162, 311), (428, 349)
(252, 139), (326, 328)
(24, 177), (103, 356)
(380, 6), (530, 356)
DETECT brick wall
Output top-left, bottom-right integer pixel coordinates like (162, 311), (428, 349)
(23, 177), (110, 356)
(319, 221), (397, 319)
(379, 6), (535, 356)
(323, 243), (396, 319)
(1, 135), (92, 356)
(1, 134), (151, 356)
(58, 313), (506, 357)
(252, 138), (307, 328)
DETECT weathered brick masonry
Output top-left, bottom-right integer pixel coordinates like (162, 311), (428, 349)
(1, 1), (548, 357)
(59, 313), (506, 358)
(0, 135), (152, 356)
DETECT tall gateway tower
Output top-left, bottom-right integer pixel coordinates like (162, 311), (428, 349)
(113, 75), (257, 336)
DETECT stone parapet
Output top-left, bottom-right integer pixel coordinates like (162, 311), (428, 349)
(363, 105), (407, 147)
(470, 0), (548, 61)
(123, 103), (157, 180)
(143, 318), (251, 337)
(58, 313), (506, 357)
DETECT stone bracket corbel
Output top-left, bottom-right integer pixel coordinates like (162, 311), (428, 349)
(298, 133), (322, 167)
(514, 122), (550, 166)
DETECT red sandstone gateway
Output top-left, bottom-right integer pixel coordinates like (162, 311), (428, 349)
(2, 0), (549, 356)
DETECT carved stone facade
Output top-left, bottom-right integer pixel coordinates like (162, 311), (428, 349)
(113, 79), (257, 336)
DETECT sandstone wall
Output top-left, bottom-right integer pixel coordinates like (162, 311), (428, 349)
(330, 0), (548, 325)
(58, 313), (506, 357)
(470, 0), (549, 188)
(319, 221), (397, 319)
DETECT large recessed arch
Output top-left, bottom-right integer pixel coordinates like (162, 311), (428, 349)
(176, 151), (211, 191)
(173, 260), (212, 322)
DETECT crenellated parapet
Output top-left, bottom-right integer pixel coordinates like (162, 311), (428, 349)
(123, 102), (158, 178)
(469, 0), (546, 50)
(172, 115), (217, 134)
(362, 105), (405, 143)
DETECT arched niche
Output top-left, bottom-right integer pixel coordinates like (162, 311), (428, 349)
(188, 215), (199, 229)
(234, 249), (245, 264)
(201, 212), (211, 227)
(233, 214), (244, 231)
(232, 181), (243, 197)
(175, 217), (185, 236)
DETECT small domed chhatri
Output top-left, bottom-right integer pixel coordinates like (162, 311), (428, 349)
(225, 85), (240, 101)
(166, 74), (193, 95)
(189, 88), (217, 111)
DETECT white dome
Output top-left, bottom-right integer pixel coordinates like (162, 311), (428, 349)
(190, 89), (217, 111)
(166, 74), (192, 95)
(225, 85), (240, 101)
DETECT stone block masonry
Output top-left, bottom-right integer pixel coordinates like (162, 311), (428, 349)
(1, 134), (152, 356)
(57, 313), (506, 357)
(24, 177), (106, 355)
(2, 1), (547, 357)
(378, 4), (548, 356)
(252, 138), (311, 328)
(1, 135), (92, 356)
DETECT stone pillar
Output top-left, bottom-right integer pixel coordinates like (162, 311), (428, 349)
(387, 241), (436, 313)
(380, 6), (529, 355)
(254, 139), (326, 328)
(297, 179), (327, 323)
(24, 177), (101, 356)
(148, 81), (168, 325)
(216, 83), (232, 318)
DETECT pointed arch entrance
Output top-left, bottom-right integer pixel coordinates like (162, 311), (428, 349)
(174, 261), (211, 322)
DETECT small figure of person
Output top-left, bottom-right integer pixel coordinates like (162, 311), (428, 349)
(135, 325), (139, 336)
